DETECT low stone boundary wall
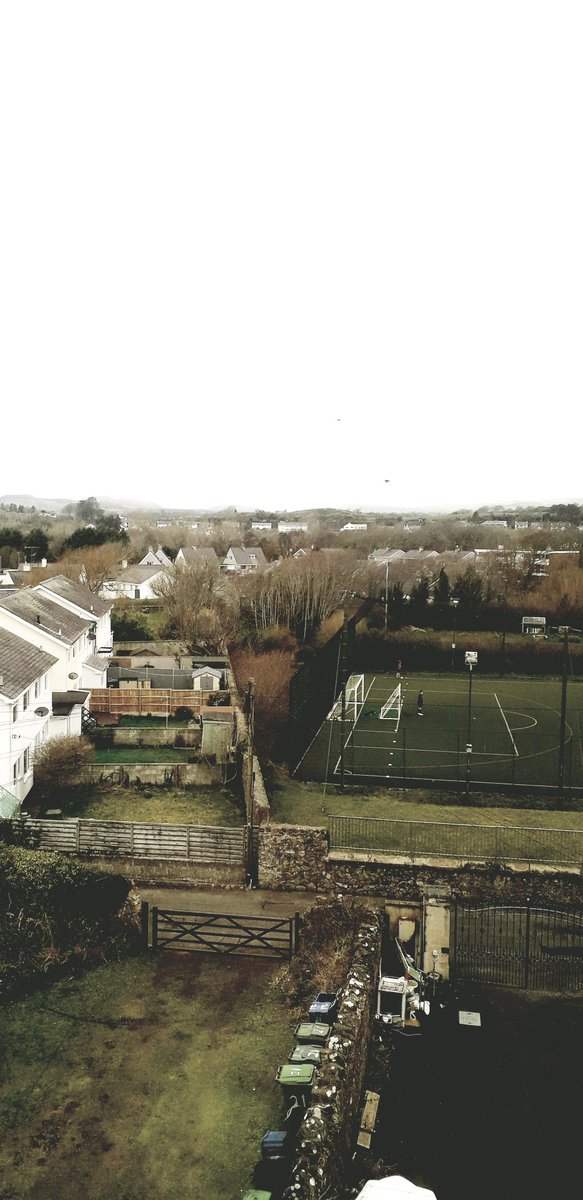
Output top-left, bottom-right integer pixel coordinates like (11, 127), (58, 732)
(91, 727), (201, 749)
(258, 823), (583, 906)
(283, 913), (382, 1200)
(85, 762), (223, 786)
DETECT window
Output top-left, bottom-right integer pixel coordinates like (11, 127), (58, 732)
(23, 748), (29, 774)
(13, 763), (17, 785)
(34, 680), (39, 699)
(12, 704), (17, 723)
(23, 690), (29, 711)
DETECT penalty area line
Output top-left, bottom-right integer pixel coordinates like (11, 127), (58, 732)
(494, 693), (519, 757)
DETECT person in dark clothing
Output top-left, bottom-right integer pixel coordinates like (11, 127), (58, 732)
(417, 690), (424, 716)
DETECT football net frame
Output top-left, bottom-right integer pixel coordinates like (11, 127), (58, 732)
(380, 682), (402, 731)
(327, 673), (365, 723)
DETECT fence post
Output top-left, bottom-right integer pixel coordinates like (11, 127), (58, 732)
(151, 906), (158, 952)
(140, 901), (149, 950)
(76, 819), (81, 853)
(294, 911), (301, 953)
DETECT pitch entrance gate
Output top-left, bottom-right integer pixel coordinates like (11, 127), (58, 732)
(452, 903), (583, 991)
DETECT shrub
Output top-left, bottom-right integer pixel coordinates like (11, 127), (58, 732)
(32, 735), (94, 809)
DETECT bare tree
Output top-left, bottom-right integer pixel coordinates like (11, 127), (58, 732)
(151, 561), (238, 652)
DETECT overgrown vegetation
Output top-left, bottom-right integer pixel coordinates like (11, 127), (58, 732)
(0, 844), (138, 998)
(32, 735), (94, 811)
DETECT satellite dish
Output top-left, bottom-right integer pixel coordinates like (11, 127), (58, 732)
(35, 706), (49, 717)
(68, 672), (78, 680)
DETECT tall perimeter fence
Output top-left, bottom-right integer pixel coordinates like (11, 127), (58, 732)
(329, 814), (583, 869)
(289, 609), (360, 771)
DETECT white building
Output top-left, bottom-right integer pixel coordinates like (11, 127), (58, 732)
(222, 546), (267, 573)
(341, 523), (368, 532)
(0, 589), (108, 692)
(101, 564), (170, 601)
(0, 628), (57, 809)
(278, 521), (308, 533)
(139, 545), (173, 568)
(251, 521), (272, 531)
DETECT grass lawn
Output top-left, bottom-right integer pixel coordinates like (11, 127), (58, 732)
(270, 771), (583, 831)
(64, 784), (245, 827)
(93, 748), (191, 763)
(0, 955), (293, 1200)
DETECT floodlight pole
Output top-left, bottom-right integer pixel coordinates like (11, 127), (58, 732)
(384, 560), (389, 630)
(465, 659), (475, 801)
(450, 598), (459, 670)
(339, 614), (349, 791)
(558, 627), (569, 797)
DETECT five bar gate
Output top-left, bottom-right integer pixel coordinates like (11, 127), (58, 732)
(151, 907), (300, 960)
(451, 903), (583, 991)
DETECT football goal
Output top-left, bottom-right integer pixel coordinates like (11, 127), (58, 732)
(380, 682), (402, 731)
(327, 673), (365, 722)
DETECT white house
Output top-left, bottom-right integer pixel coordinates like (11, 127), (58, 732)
(0, 589), (107, 692)
(100, 564), (170, 601)
(251, 521), (272, 531)
(34, 576), (113, 688)
(278, 521), (308, 533)
(340, 523), (368, 532)
(139, 545), (173, 568)
(222, 546), (267, 573)
(0, 628), (57, 809)
(176, 546), (220, 569)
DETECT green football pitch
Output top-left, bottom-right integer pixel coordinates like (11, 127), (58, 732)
(293, 673), (583, 793)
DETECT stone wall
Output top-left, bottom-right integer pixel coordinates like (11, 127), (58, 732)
(85, 762), (223, 787)
(91, 727), (201, 749)
(259, 823), (583, 906)
(283, 913), (382, 1200)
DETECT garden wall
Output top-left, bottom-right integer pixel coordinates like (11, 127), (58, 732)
(91, 727), (201, 748)
(85, 762), (223, 786)
(283, 912), (382, 1200)
(258, 823), (583, 906)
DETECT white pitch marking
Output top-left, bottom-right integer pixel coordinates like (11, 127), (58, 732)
(494, 693), (519, 757)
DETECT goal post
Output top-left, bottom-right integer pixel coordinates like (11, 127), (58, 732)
(380, 682), (402, 730)
(326, 673), (365, 722)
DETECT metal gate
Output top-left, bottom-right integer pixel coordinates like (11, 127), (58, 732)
(452, 903), (583, 991)
(151, 907), (299, 960)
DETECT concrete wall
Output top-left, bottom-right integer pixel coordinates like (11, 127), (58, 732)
(92, 727), (201, 749)
(61, 855), (245, 887)
(85, 762), (223, 786)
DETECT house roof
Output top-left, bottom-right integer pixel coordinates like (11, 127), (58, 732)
(110, 565), (166, 585)
(224, 546), (267, 568)
(0, 627), (58, 699)
(51, 689), (90, 715)
(83, 653), (111, 672)
(178, 546), (219, 565)
(38, 575), (112, 617)
(0, 590), (91, 645)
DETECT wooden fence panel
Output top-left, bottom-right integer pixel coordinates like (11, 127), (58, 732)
(19, 818), (245, 864)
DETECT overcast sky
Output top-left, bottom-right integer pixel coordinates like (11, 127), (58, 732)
(1, 3), (581, 514)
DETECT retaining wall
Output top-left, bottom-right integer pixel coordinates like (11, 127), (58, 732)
(258, 823), (583, 906)
(91, 727), (201, 749)
(283, 912), (382, 1200)
(85, 762), (223, 786)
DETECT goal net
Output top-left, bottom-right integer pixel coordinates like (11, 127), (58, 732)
(327, 673), (365, 722)
(380, 682), (402, 730)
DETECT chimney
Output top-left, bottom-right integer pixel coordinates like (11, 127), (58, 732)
(41, 557), (47, 568)
(121, 559), (128, 570)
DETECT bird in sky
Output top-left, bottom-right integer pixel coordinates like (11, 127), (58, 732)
(384, 479), (390, 483)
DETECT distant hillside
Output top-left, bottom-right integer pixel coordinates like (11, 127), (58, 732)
(0, 494), (162, 514)
(0, 494), (72, 512)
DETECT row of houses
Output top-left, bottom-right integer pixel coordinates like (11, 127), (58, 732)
(0, 577), (113, 810)
(101, 545), (269, 599)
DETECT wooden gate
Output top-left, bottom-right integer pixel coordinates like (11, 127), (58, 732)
(451, 903), (583, 991)
(152, 907), (299, 960)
